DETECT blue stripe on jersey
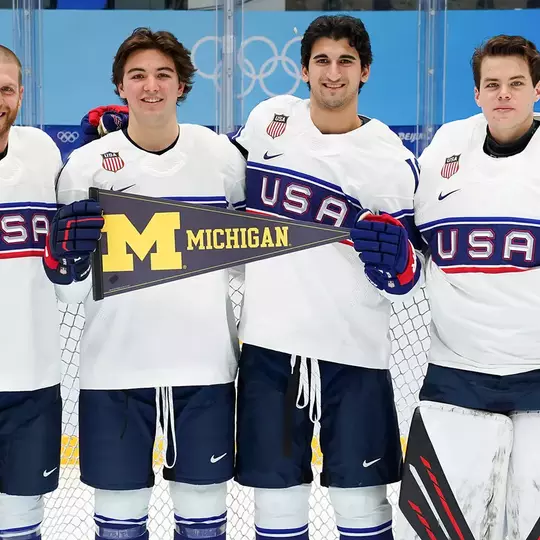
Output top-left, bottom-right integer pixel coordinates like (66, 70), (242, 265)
(228, 125), (244, 141)
(232, 199), (247, 210)
(0, 201), (58, 211)
(166, 196), (228, 209)
(422, 217), (540, 273)
(0, 203), (56, 259)
(390, 213), (423, 252)
(247, 161), (363, 210)
(389, 208), (414, 221)
(405, 158), (420, 193)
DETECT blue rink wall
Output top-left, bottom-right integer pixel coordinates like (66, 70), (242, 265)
(1, 8), (539, 159)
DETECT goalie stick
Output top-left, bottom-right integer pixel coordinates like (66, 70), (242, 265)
(399, 409), (475, 540)
(525, 515), (540, 540)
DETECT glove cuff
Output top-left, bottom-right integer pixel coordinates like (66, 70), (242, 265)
(43, 233), (74, 285)
(397, 240), (416, 286)
(43, 232), (60, 270)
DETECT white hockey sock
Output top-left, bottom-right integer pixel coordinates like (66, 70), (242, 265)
(330, 486), (393, 540)
(94, 488), (151, 540)
(0, 494), (43, 540)
(170, 482), (228, 540)
(254, 486), (311, 540)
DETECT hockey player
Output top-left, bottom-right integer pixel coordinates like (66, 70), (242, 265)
(45, 28), (245, 540)
(228, 15), (422, 540)
(77, 16), (423, 539)
(399, 35), (540, 540)
(0, 46), (64, 538)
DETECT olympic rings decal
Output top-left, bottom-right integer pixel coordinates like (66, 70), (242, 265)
(191, 35), (303, 98)
(56, 131), (80, 144)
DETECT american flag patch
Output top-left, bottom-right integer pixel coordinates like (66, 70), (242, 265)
(441, 154), (460, 179)
(266, 114), (289, 139)
(101, 152), (125, 173)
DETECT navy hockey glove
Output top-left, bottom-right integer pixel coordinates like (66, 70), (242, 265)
(81, 105), (129, 145)
(43, 200), (104, 284)
(350, 211), (418, 294)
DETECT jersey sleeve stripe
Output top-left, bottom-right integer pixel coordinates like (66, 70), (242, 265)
(0, 201), (58, 211)
(405, 157), (420, 193)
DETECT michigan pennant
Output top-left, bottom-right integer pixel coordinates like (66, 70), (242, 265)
(441, 154), (460, 179)
(266, 114), (288, 139)
(90, 188), (350, 300)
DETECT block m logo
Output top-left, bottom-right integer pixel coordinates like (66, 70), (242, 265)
(102, 212), (182, 272)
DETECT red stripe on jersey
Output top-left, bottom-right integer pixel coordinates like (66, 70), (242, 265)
(442, 266), (530, 274)
(0, 249), (44, 259)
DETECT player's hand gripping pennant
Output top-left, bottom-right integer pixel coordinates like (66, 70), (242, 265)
(89, 188), (350, 301)
(44, 200), (105, 285)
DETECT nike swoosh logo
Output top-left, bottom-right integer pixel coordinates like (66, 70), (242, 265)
(43, 468), (58, 477)
(438, 189), (460, 201)
(112, 184), (135, 192)
(210, 453), (227, 464)
(362, 458), (381, 468)
(263, 151), (284, 160)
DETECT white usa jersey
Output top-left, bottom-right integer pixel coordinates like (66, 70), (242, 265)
(0, 127), (63, 391)
(416, 113), (540, 376)
(55, 125), (246, 390)
(230, 95), (422, 369)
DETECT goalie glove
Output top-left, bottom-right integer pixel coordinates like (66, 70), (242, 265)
(350, 210), (419, 295)
(43, 200), (104, 285)
(80, 105), (129, 145)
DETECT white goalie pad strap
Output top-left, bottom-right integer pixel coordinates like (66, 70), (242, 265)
(397, 401), (513, 540)
(507, 410), (540, 540)
(0, 494), (43, 531)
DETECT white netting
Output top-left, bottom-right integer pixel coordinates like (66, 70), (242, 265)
(43, 277), (430, 539)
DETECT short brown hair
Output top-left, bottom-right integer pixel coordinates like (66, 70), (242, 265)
(0, 45), (22, 86)
(112, 27), (196, 104)
(471, 35), (540, 88)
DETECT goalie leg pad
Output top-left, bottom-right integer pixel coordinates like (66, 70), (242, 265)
(254, 485), (310, 539)
(329, 486), (393, 539)
(397, 400), (512, 540)
(94, 488), (151, 539)
(0, 494), (43, 539)
(507, 410), (540, 540)
(169, 482), (227, 539)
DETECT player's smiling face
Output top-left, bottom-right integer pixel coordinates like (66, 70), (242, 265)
(475, 55), (540, 141)
(0, 61), (22, 139)
(117, 48), (185, 126)
(302, 37), (369, 112)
